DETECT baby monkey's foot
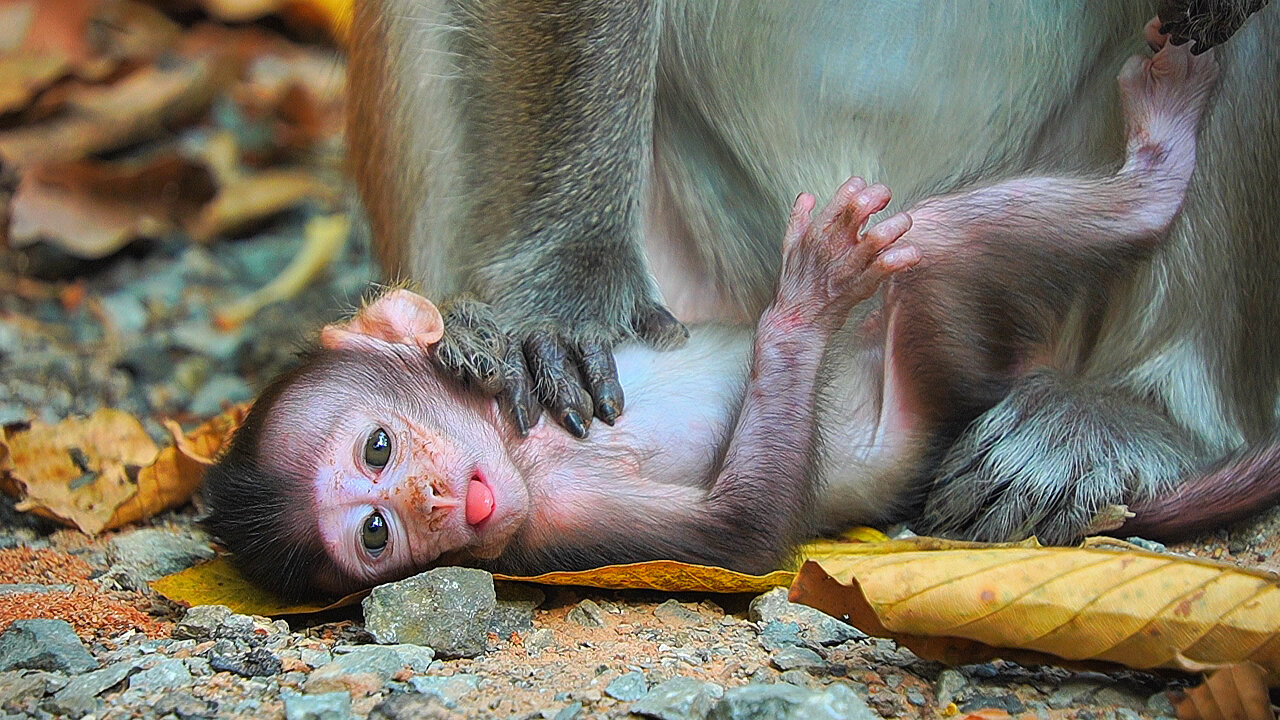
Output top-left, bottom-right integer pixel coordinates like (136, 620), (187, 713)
(775, 177), (919, 334)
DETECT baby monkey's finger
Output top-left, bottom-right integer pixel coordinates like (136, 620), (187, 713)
(525, 331), (593, 439)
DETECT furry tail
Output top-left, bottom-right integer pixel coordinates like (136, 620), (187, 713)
(1119, 434), (1280, 539)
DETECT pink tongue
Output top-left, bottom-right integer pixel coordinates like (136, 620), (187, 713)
(465, 479), (495, 525)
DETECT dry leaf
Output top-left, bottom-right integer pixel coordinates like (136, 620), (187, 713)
(1, 410), (160, 534)
(790, 539), (1280, 684)
(214, 213), (348, 329)
(112, 404), (250, 529)
(187, 168), (340, 241)
(2, 404), (249, 534)
(1176, 663), (1277, 720)
(196, 0), (351, 41)
(9, 154), (217, 258)
(150, 555), (363, 616)
(0, 53), (230, 167)
(0, 53), (71, 115)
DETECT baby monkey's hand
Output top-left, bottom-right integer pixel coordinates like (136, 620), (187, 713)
(774, 177), (920, 334)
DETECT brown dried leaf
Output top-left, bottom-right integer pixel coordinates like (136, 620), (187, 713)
(196, 0), (351, 41)
(1, 410), (160, 534)
(113, 404), (250, 529)
(0, 53), (71, 115)
(187, 168), (339, 241)
(790, 539), (1280, 684)
(0, 54), (229, 167)
(1176, 663), (1277, 720)
(9, 153), (217, 258)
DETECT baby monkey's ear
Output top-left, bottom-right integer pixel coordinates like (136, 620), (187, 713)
(321, 289), (445, 352)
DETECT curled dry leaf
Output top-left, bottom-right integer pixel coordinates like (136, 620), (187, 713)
(1, 404), (249, 534)
(1175, 663), (1277, 720)
(187, 168), (340, 242)
(0, 54), (71, 115)
(8, 153), (218, 258)
(112, 403), (250, 530)
(789, 539), (1280, 684)
(1, 409), (160, 534)
(0, 53), (230, 167)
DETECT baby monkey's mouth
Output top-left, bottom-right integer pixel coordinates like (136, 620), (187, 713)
(465, 469), (495, 526)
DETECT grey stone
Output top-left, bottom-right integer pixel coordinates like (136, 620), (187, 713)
(41, 691), (101, 718)
(0, 584), (74, 595)
(1113, 709), (1143, 720)
(554, 701), (584, 720)
(630, 676), (724, 720)
(706, 683), (877, 720)
(170, 323), (244, 361)
(298, 646), (333, 669)
(99, 292), (149, 336)
(0, 671), (56, 711)
(707, 683), (810, 719)
(283, 690), (351, 720)
(152, 690), (217, 719)
(906, 688), (927, 706)
(525, 628), (556, 655)
(308, 644), (435, 690)
(1047, 681), (1100, 709)
(770, 646), (824, 672)
(490, 582), (544, 638)
(1147, 691), (1176, 716)
(172, 605), (232, 640)
(1094, 685), (1149, 712)
(368, 692), (453, 720)
(605, 671), (648, 701)
(655, 600), (703, 625)
(565, 599), (607, 628)
(758, 622), (805, 652)
(407, 673), (480, 708)
(208, 647), (282, 678)
(792, 683), (879, 720)
(749, 589), (862, 646)
(778, 670), (812, 688)
(960, 693), (1026, 715)
(128, 658), (192, 692)
(107, 529), (215, 583)
(0, 620), (97, 674)
(51, 661), (135, 710)
(1124, 537), (1167, 553)
(934, 668), (967, 708)
(363, 567), (496, 658)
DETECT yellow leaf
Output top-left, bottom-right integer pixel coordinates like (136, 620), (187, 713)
(150, 555), (363, 617)
(789, 538), (1280, 684)
(494, 561), (794, 594)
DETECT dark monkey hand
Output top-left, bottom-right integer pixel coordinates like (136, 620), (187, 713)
(432, 288), (688, 439)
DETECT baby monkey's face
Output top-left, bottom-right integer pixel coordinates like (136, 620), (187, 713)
(272, 290), (531, 594)
(296, 394), (527, 591)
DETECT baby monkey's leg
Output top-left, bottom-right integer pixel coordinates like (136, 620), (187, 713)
(881, 32), (1218, 446)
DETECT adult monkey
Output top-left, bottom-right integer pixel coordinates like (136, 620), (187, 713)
(347, 0), (1280, 544)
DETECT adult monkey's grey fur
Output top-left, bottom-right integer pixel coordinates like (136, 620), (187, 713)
(348, 0), (1280, 544)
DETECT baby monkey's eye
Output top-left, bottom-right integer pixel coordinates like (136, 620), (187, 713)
(361, 511), (389, 555)
(363, 427), (392, 469)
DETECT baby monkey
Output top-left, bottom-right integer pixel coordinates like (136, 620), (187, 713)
(205, 34), (1224, 598)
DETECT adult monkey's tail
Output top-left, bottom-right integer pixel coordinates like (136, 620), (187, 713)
(1119, 436), (1280, 539)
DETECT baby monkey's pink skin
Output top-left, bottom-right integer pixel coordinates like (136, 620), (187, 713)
(293, 181), (917, 593)
(203, 35), (1256, 598)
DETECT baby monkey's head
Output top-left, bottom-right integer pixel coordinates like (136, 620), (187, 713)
(202, 291), (530, 598)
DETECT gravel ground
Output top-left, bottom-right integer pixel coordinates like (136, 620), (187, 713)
(2, 56), (1279, 720)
